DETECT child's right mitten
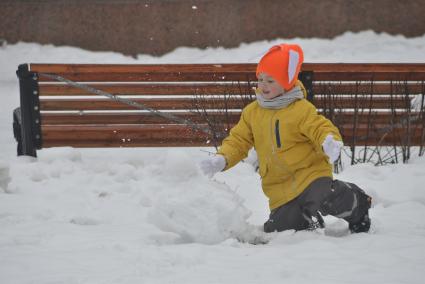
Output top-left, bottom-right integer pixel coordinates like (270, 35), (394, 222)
(199, 155), (226, 178)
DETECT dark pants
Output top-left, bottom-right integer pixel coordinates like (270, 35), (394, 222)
(264, 177), (371, 232)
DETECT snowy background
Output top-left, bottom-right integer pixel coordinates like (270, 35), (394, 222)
(1, 31), (425, 284)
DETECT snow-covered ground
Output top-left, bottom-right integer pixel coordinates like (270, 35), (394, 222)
(1, 31), (425, 284)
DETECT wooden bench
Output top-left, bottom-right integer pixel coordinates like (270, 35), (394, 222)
(13, 63), (425, 163)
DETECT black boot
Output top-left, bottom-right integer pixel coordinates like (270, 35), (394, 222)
(349, 212), (371, 233)
(348, 189), (372, 233)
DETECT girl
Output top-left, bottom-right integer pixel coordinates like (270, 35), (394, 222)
(200, 44), (371, 233)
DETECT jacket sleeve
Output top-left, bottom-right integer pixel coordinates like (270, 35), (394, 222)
(299, 101), (343, 149)
(217, 107), (254, 170)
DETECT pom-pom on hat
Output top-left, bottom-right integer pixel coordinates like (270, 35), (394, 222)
(256, 44), (304, 91)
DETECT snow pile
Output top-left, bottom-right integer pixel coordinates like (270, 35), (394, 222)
(6, 148), (258, 245)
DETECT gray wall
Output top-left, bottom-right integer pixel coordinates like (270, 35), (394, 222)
(1, 0), (424, 56)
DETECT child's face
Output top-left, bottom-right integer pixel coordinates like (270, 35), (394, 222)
(257, 73), (285, 99)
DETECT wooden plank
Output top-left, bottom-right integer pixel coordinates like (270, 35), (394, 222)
(313, 97), (413, 109)
(31, 63), (256, 82)
(40, 112), (242, 125)
(313, 83), (425, 95)
(39, 96), (412, 111)
(42, 140), (212, 147)
(31, 63), (425, 82)
(39, 97), (250, 111)
(41, 123), (424, 139)
(40, 111), (422, 125)
(36, 72), (258, 82)
(38, 83), (255, 96)
(41, 138), (423, 147)
(35, 71), (425, 83)
(324, 112), (424, 125)
(40, 121), (424, 134)
(339, 124), (425, 146)
(302, 63), (425, 73)
(30, 63), (258, 73)
(38, 82), (425, 96)
(30, 63), (425, 74)
(40, 123), (424, 147)
(41, 124), (211, 143)
(311, 72), (425, 82)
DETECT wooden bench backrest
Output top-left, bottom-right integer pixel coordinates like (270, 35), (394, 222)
(16, 63), (425, 156)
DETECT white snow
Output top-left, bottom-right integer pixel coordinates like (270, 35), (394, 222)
(1, 31), (425, 284)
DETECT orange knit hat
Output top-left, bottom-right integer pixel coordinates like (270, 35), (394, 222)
(256, 44), (304, 91)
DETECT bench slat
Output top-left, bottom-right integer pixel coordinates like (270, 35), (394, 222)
(30, 63), (258, 73)
(30, 63), (425, 73)
(35, 71), (425, 82)
(314, 83), (425, 95)
(37, 72), (257, 82)
(42, 140), (211, 147)
(40, 112), (241, 125)
(38, 83), (425, 96)
(303, 63), (425, 72)
(312, 72), (425, 81)
(31, 63), (425, 82)
(40, 123), (424, 147)
(38, 83), (254, 96)
(41, 125), (210, 146)
(40, 112), (422, 125)
(39, 97), (412, 111)
(42, 123), (424, 137)
(39, 98), (248, 110)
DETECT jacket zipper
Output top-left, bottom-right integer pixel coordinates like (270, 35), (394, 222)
(271, 116), (297, 198)
(275, 119), (281, 148)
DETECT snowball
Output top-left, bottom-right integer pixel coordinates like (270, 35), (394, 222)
(147, 180), (252, 244)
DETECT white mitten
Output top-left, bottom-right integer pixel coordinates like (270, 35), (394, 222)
(199, 155), (226, 178)
(322, 134), (343, 163)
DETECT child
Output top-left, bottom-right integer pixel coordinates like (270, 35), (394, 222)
(200, 44), (372, 233)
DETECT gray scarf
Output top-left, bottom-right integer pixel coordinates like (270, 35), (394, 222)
(256, 86), (304, 109)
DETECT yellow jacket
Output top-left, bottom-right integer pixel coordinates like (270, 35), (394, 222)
(217, 81), (342, 210)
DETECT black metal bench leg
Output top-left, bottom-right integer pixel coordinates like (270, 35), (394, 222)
(13, 108), (23, 156)
(15, 64), (42, 157)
